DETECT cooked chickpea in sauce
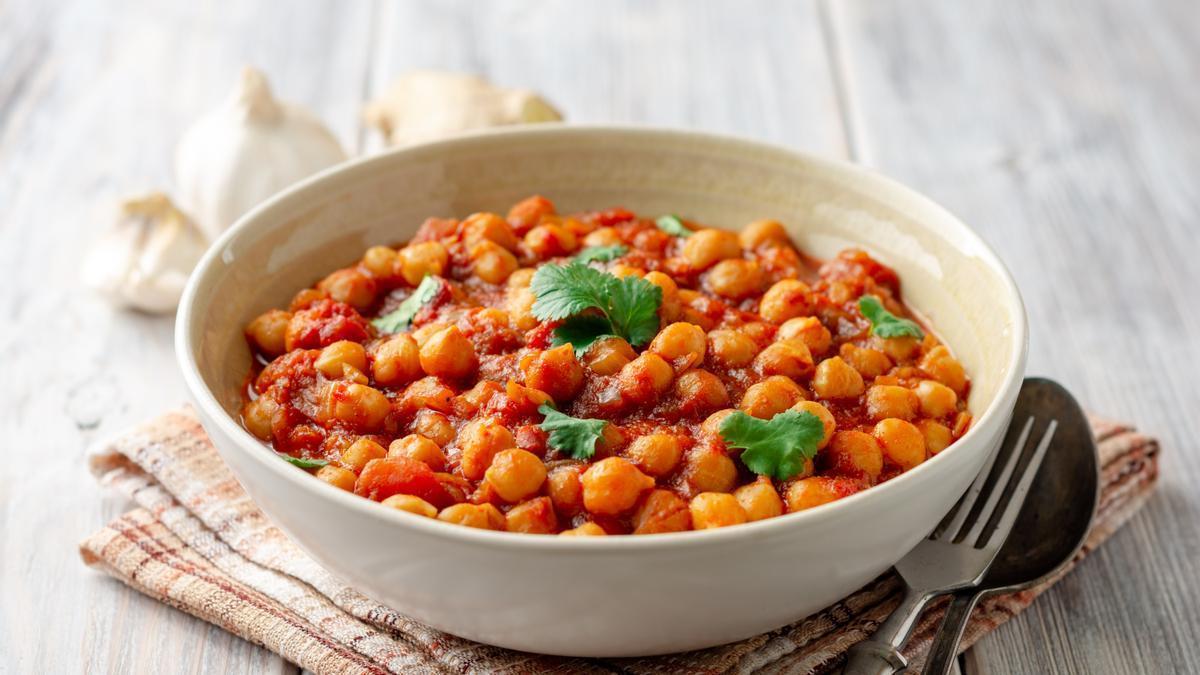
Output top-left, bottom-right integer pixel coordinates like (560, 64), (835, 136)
(241, 196), (972, 534)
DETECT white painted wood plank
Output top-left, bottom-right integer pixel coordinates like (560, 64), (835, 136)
(828, 0), (1200, 672)
(0, 0), (375, 673)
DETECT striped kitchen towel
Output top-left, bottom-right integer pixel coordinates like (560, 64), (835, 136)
(80, 409), (1158, 674)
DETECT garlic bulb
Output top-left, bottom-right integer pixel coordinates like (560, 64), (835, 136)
(81, 192), (208, 314)
(175, 67), (347, 239)
(364, 71), (562, 146)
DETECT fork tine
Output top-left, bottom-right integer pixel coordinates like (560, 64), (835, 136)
(977, 419), (1057, 549)
(939, 416), (1032, 541)
(962, 416), (1044, 545)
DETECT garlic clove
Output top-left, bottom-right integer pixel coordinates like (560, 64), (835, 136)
(363, 70), (563, 146)
(175, 66), (347, 240)
(81, 192), (208, 314)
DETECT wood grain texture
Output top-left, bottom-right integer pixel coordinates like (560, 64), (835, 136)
(829, 0), (1200, 672)
(2, 0), (1196, 673)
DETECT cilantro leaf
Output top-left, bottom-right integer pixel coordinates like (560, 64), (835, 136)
(574, 244), (628, 264)
(530, 262), (663, 350)
(373, 275), (442, 333)
(720, 410), (824, 481)
(279, 454), (330, 469)
(858, 295), (924, 339)
(538, 403), (608, 459)
(552, 314), (617, 357)
(655, 214), (693, 238)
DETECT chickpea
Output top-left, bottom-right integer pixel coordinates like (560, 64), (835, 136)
(740, 375), (804, 419)
(546, 464), (585, 515)
(318, 268), (377, 311)
(632, 489), (692, 534)
(827, 430), (883, 481)
(918, 420), (954, 455)
(683, 447), (738, 494)
(437, 503), (506, 530)
(521, 344), (584, 401)
(874, 418), (926, 471)
(584, 336), (636, 375)
(644, 271), (682, 322)
(583, 227), (623, 247)
(777, 317), (832, 356)
(682, 229), (741, 270)
(625, 434), (683, 477)
(242, 396), (278, 440)
(734, 479), (784, 521)
(786, 477), (850, 512)
(470, 240), (519, 284)
(840, 343), (893, 378)
(507, 194), (556, 232)
(649, 322), (707, 370)
(706, 259), (764, 299)
(507, 267), (535, 288)
(505, 497), (558, 534)
(485, 449), (548, 502)
(362, 245), (399, 278)
(700, 409), (737, 438)
(609, 263), (644, 279)
(617, 353), (675, 406)
(506, 286), (539, 331)
(340, 438), (387, 472)
(372, 334), (422, 387)
(381, 494), (438, 518)
(754, 339), (815, 380)
(812, 357), (866, 399)
(580, 457), (655, 515)
(315, 340), (368, 379)
(458, 418), (516, 480)
(315, 464), (357, 491)
(525, 223), (579, 258)
(877, 336), (921, 362)
(866, 384), (919, 421)
(396, 241), (449, 286)
(388, 434), (446, 471)
(419, 326), (477, 379)
(740, 219), (789, 250)
(400, 377), (455, 414)
(412, 410), (455, 446)
(289, 288), (327, 311)
(321, 382), (391, 431)
(560, 522), (607, 536)
(411, 322), (449, 347)
(245, 309), (292, 357)
(914, 379), (959, 418)
(462, 212), (519, 252)
(791, 400), (836, 449)
(759, 279), (811, 324)
(457, 380), (502, 416)
(690, 493), (748, 529)
(707, 329), (759, 368)
(674, 369), (730, 416)
(919, 345), (967, 394)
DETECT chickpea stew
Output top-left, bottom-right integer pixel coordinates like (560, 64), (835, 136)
(241, 196), (972, 535)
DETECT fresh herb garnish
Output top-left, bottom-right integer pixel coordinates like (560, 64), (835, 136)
(655, 214), (693, 238)
(858, 295), (925, 339)
(719, 410), (824, 481)
(574, 244), (629, 264)
(530, 262), (662, 356)
(538, 403), (609, 459)
(279, 454), (330, 469)
(372, 275), (442, 333)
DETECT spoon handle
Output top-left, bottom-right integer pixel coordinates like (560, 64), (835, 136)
(922, 591), (983, 675)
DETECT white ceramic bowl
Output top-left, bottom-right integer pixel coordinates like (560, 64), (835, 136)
(177, 126), (1027, 657)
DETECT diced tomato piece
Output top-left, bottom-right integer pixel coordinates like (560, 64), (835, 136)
(355, 456), (454, 508)
(284, 299), (371, 351)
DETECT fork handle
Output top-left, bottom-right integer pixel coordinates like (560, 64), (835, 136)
(922, 591), (982, 675)
(842, 587), (934, 675)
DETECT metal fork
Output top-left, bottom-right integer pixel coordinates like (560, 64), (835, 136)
(842, 408), (1058, 675)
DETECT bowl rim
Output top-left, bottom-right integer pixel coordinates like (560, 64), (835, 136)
(176, 123), (1029, 551)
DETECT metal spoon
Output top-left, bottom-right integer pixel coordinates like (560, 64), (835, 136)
(922, 377), (1099, 674)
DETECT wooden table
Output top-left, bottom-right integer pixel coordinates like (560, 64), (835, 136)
(2, 1), (1197, 672)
